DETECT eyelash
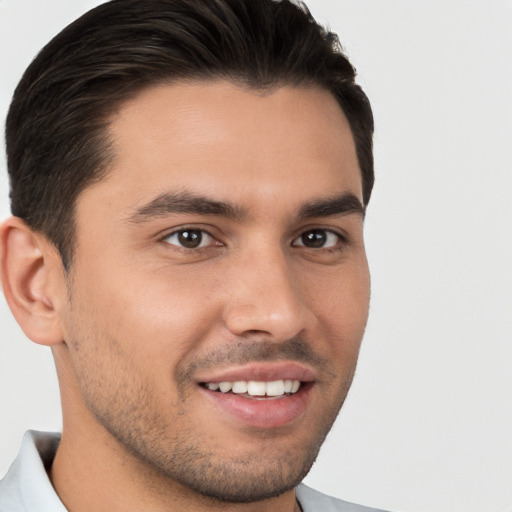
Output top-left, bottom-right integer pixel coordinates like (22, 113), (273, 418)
(162, 228), (220, 250)
(291, 229), (346, 250)
(161, 227), (346, 252)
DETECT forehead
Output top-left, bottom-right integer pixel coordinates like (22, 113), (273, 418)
(79, 80), (362, 217)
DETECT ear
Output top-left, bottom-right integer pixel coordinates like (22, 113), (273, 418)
(0, 216), (66, 346)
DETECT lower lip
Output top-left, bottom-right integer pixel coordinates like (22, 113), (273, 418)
(199, 384), (312, 429)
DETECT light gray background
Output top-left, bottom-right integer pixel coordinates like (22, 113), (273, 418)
(1, 1), (511, 511)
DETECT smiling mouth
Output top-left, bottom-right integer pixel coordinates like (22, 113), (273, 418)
(200, 379), (302, 398)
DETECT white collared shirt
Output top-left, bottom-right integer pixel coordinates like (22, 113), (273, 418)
(0, 431), (66, 512)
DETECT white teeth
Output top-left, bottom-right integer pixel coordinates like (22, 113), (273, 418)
(219, 382), (232, 393)
(205, 379), (301, 397)
(232, 381), (248, 393)
(248, 381), (266, 396)
(266, 380), (285, 397)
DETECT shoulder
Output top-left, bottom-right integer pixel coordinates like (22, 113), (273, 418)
(296, 484), (390, 512)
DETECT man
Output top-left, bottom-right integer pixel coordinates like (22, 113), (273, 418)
(0, 0), (383, 510)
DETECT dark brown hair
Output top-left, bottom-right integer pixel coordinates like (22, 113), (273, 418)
(6, 0), (374, 268)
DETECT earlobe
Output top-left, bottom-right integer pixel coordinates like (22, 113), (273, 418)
(0, 216), (66, 346)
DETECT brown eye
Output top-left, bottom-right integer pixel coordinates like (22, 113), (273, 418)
(293, 229), (340, 248)
(164, 229), (214, 249)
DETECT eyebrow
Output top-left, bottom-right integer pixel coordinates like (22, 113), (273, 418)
(298, 193), (366, 220)
(127, 190), (365, 224)
(127, 191), (247, 223)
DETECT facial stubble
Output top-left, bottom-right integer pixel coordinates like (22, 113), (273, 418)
(65, 311), (357, 503)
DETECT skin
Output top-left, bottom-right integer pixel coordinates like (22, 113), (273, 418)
(1, 81), (370, 512)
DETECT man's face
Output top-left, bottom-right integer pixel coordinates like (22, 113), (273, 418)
(58, 81), (370, 502)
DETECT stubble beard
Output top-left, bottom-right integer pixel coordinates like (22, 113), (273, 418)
(70, 330), (356, 504)
(90, 380), (351, 504)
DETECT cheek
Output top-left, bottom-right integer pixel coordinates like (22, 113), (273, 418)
(310, 263), (370, 351)
(65, 259), (226, 371)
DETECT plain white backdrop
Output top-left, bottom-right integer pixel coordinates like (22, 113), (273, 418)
(1, 1), (511, 511)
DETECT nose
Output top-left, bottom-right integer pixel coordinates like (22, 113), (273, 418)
(222, 247), (316, 341)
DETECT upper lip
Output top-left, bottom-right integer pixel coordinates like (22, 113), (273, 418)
(195, 361), (317, 384)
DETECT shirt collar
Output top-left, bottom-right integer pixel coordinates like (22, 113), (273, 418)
(0, 430), (67, 511)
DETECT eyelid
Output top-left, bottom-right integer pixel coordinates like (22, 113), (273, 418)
(161, 226), (222, 249)
(291, 228), (346, 249)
